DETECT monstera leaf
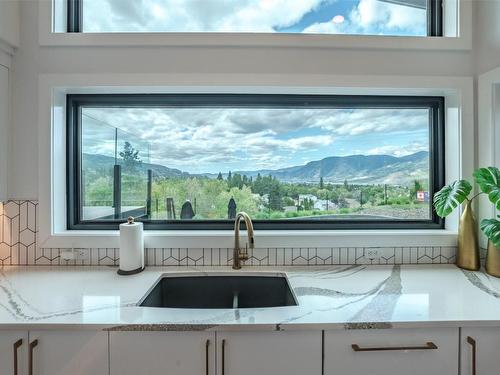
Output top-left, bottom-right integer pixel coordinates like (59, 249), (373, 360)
(433, 180), (472, 218)
(480, 217), (500, 248)
(474, 167), (500, 210)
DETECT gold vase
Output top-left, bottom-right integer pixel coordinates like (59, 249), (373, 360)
(456, 201), (480, 270)
(486, 240), (500, 277)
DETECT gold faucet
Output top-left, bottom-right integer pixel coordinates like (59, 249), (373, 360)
(233, 212), (255, 270)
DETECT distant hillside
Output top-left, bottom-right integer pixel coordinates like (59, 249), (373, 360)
(82, 153), (193, 179)
(83, 151), (429, 185)
(215, 151), (430, 185)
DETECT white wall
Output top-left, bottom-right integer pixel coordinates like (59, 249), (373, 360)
(7, 0), (498, 200)
(496, 85), (500, 166)
(474, 0), (500, 75)
(0, 0), (20, 48)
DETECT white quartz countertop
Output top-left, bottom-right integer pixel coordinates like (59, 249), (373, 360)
(1, 264), (500, 331)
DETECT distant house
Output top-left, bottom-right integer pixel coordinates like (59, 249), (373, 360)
(313, 199), (338, 211)
(298, 194), (318, 204)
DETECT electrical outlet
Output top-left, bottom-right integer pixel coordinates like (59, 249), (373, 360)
(60, 249), (76, 261)
(60, 248), (86, 261)
(365, 249), (381, 260)
(74, 249), (86, 260)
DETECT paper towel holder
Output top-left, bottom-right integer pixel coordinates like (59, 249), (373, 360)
(117, 216), (145, 276)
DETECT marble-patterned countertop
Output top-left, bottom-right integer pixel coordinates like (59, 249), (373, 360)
(1, 264), (500, 331)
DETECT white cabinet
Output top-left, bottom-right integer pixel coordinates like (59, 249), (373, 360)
(0, 331), (28, 375)
(461, 327), (500, 375)
(110, 330), (321, 375)
(324, 328), (459, 375)
(0, 64), (8, 201)
(217, 331), (322, 375)
(110, 331), (215, 375)
(28, 331), (108, 375)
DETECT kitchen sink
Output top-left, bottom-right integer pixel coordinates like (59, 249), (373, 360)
(139, 273), (298, 309)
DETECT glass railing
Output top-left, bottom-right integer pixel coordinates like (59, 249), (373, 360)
(81, 112), (151, 221)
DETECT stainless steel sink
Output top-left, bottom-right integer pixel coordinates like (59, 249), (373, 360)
(139, 273), (298, 309)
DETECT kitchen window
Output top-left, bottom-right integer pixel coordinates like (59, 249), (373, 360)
(66, 0), (443, 37)
(67, 94), (445, 230)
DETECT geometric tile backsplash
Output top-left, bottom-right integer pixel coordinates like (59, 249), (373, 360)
(0, 200), (457, 267)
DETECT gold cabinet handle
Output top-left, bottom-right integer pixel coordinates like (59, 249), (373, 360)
(352, 341), (438, 352)
(205, 339), (210, 375)
(221, 339), (226, 375)
(13, 339), (23, 375)
(29, 339), (38, 375)
(467, 336), (476, 375)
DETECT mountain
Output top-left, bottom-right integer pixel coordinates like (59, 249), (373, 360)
(82, 153), (193, 179)
(230, 151), (429, 185)
(83, 151), (429, 185)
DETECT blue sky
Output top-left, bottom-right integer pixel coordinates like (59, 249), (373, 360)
(82, 0), (427, 36)
(82, 107), (430, 174)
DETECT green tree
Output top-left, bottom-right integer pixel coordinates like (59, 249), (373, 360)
(231, 173), (243, 189)
(317, 188), (330, 200)
(302, 198), (314, 210)
(119, 141), (141, 170)
(217, 172), (223, 180)
(319, 176), (324, 189)
(411, 180), (423, 200)
(84, 176), (113, 205)
(268, 179), (283, 211)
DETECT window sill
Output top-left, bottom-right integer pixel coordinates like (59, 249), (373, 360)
(38, 32), (471, 51)
(40, 229), (458, 249)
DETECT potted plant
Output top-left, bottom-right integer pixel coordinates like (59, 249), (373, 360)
(474, 167), (500, 276)
(433, 167), (500, 272)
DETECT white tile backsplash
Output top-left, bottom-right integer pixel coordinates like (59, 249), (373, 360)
(0, 200), (457, 266)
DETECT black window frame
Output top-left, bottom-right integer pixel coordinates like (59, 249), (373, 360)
(66, 0), (443, 37)
(67, 93), (445, 231)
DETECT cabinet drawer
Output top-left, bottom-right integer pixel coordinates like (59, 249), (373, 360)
(0, 331), (28, 375)
(324, 328), (458, 375)
(110, 331), (215, 375)
(218, 331), (321, 375)
(29, 331), (108, 375)
(461, 327), (500, 375)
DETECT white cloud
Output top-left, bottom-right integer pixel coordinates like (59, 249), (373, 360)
(82, 108), (335, 171)
(304, 0), (426, 35)
(307, 108), (428, 136)
(365, 141), (428, 157)
(83, 0), (324, 32)
(81, 106), (427, 173)
(82, 0), (425, 35)
(246, 134), (334, 151)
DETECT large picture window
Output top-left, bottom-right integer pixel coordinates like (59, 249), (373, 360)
(67, 0), (442, 37)
(67, 94), (445, 230)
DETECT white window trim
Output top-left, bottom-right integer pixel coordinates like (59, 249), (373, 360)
(478, 67), (500, 248)
(38, 73), (473, 249)
(38, 0), (472, 51)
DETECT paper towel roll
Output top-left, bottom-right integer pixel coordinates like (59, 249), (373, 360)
(118, 218), (144, 275)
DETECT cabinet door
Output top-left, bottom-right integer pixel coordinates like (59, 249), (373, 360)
(217, 331), (321, 375)
(0, 331), (28, 375)
(0, 65), (8, 201)
(461, 327), (500, 375)
(324, 328), (458, 375)
(29, 331), (108, 375)
(110, 331), (215, 375)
